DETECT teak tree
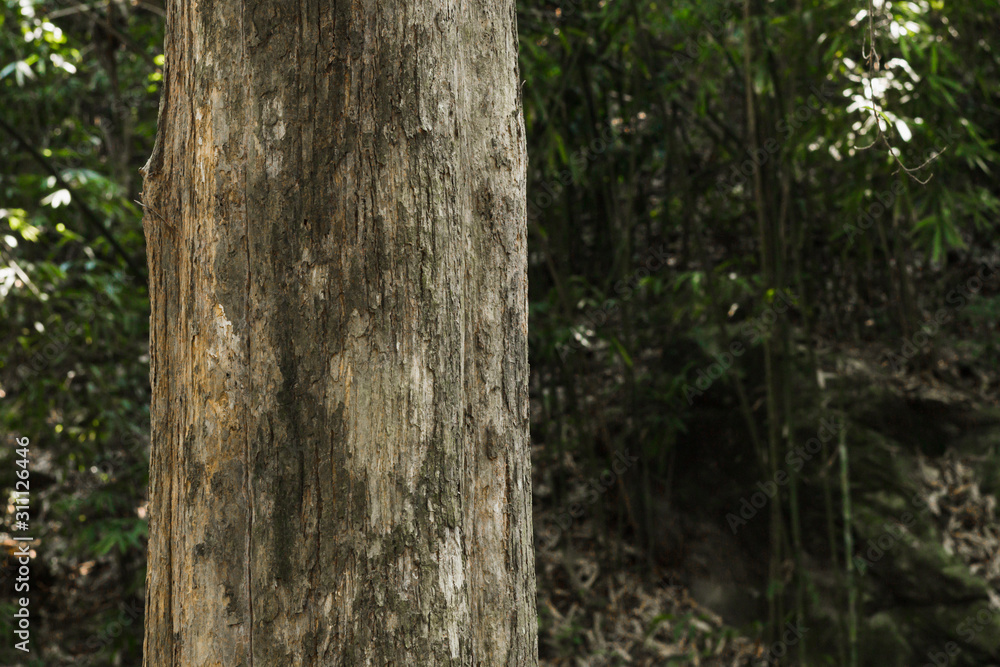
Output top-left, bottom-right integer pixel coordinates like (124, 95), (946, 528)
(140, 1), (536, 664)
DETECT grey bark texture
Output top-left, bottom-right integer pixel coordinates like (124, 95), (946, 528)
(140, 0), (536, 664)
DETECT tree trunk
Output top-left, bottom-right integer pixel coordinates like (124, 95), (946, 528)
(140, 1), (535, 664)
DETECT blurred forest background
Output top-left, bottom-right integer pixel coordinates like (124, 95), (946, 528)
(1, 0), (999, 664)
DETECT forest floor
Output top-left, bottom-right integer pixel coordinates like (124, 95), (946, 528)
(533, 440), (1000, 666)
(533, 333), (1000, 666)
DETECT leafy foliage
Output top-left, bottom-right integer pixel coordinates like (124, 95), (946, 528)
(0, 0), (160, 662)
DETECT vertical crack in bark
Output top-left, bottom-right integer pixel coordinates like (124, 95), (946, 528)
(166, 250), (177, 667)
(244, 190), (254, 667)
(240, 2), (254, 664)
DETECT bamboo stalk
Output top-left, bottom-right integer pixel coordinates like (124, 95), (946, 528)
(839, 428), (859, 667)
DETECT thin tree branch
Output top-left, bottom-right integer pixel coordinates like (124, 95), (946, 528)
(0, 114), (146, 281)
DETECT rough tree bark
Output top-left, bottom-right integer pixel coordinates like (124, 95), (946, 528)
(140, 0), (535, 664)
